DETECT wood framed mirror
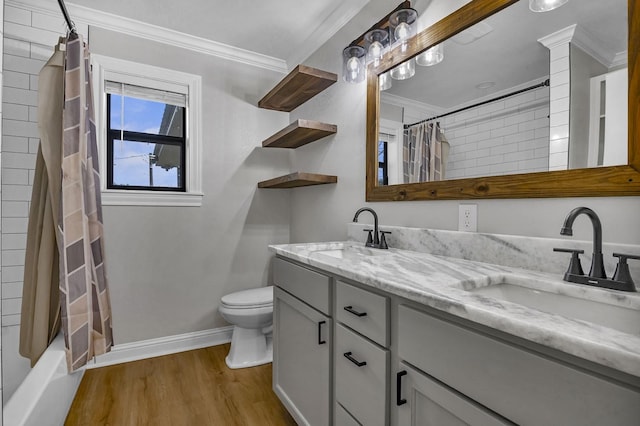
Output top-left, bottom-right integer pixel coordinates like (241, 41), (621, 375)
(366, 0), (639, 200)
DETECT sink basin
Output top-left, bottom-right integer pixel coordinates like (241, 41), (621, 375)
(313, 245), (391, 259)
(468, 277), (640, 336)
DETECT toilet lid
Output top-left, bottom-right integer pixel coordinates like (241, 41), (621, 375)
(221, 286), (273, 308)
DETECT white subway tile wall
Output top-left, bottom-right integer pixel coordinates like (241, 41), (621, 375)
(1, 2), (87, 404)
(547, 42), (571, 171)
(440, 85), (550, 180)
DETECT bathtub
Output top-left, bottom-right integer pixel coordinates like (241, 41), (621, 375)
(4, 335), (84, 426)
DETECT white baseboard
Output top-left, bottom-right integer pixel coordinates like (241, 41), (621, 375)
(89, 326), (233, 369)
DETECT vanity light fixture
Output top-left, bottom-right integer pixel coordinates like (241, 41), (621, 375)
(364, 29), (390, 66)
(389, 8), (418, 52)
(390, 58), (415, 80)
(342, 45), (366, 83)
(416, 43), (444, 66)
(529, 0), (569, 12)
(340, 1), (412, 84)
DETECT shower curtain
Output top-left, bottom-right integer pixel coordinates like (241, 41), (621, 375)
(19, 41), (64, 367)
(21, 33), (113, 372)
(402, 122), (448, 183)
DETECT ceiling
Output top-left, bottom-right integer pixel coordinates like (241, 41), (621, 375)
(75, 0), (371, 67)
(385, 0), (627, 110)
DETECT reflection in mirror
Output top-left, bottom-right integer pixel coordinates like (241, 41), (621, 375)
(377, 0), (627, 186)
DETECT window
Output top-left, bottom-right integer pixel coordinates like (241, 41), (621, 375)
(106, 83), (186, 191)
(92, 55), (202, 206)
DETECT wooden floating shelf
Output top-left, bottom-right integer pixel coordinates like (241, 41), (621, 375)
(262, 119), (337, 149)
(258, 172), (338, 189)
(258, 65), (338, 112)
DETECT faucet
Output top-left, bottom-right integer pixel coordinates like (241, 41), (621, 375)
(560, 207), (606, 278)
(352, 207), (389, 249)
(555, 207), (638, 292)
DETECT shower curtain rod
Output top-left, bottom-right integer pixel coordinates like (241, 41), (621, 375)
(404, 79), (550, 129)
(57, 0), (76, 34)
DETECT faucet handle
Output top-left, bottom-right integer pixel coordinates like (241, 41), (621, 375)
(379, 231), (392, 249)
(612, 253), (640, 289)
(363, 229), (374, 245)
(553, 248), (585, 280)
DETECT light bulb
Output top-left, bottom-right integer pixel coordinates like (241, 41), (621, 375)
(347, 56), (359, 72)
(394, 22), (410, 43)
(369, 41), (383, 64)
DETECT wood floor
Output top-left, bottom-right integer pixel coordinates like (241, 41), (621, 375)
(65, 344), (296, 425)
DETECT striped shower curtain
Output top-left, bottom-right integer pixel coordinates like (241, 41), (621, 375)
(59, 33), (113, 371)
(403, 122), (446, 183)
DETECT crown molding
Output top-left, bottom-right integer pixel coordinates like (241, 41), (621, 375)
(571, 25), (616, 68)
(286, 0), (370, 68)
(611, 50), (628, 68)
(6, 0), (288, 73)
(538, 23), (620, 68)
(537, 24), (576, 49)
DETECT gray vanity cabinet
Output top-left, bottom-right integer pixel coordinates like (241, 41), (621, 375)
(273, 259), (333, 426)
(272, 256), (640, 426)
(396, 362), (512, 426)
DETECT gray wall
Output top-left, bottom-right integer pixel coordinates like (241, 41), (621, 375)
(90, 28), (292, 343)
(289, 0), (640, 246)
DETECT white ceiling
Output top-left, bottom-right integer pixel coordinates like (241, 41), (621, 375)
(76, 0), (371, 67)
(385, 0), (627, 110)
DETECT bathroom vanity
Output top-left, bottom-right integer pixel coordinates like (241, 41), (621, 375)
(269, 232), (640, 425)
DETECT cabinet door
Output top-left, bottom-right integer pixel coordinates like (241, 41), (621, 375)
(396, 362), (512, 426)
(273, 287), (332, 426)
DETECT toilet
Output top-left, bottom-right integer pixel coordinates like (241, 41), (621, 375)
(219, 286), (274, 369)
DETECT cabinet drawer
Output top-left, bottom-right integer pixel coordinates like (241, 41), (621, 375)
(336, 280), (389, 347)
(335, 324), (389, 426)
(273, 257), (331, 315)
(398, 305), (640, 426)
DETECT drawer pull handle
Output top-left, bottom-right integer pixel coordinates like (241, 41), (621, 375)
(317, 321), (326, 345)
(344, 305), (367, 317)
(397, 370), (407, 406)
(344, 351), (367, 367)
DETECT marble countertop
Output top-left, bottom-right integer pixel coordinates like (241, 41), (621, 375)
(269, 241), (640, 379)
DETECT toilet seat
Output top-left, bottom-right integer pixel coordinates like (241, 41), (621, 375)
(221, 286), (273, 309)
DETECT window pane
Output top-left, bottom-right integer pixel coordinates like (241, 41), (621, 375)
(112, 139), (182, 189)
(109, 94), (185, 137)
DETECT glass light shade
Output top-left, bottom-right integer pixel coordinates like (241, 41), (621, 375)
(529, 0), (569, 12)
(416, 43), (444, 66)
(364, 29), (389, 66)
(389, 8), (418, 50)
(390, 58), (415, 81)
(379, 71), (392, 91)
(342, 45), (366, 83)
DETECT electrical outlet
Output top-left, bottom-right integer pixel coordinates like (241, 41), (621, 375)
(458, 204), (478, 232)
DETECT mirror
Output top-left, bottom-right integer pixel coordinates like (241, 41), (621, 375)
(366, 0), (640, 200)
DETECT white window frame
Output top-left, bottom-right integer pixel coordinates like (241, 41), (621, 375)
(91, 54), (203, 206)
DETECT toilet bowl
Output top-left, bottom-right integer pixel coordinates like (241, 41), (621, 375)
(219, 286), (273, 369)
